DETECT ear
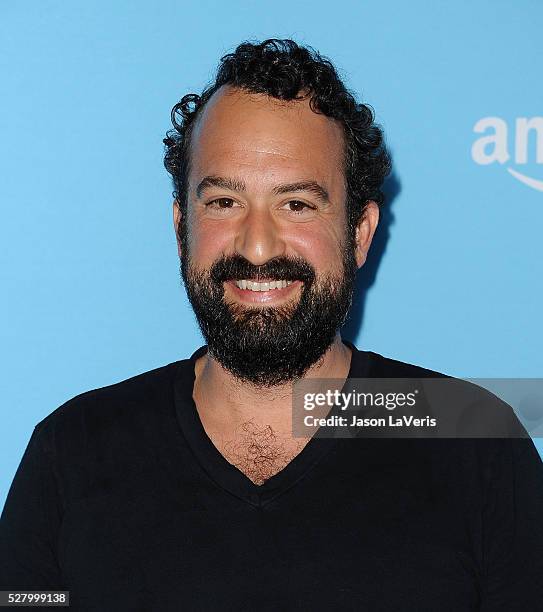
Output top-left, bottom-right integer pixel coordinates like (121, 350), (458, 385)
(354, 201), (379, 268)
(172, 200), (183, 258)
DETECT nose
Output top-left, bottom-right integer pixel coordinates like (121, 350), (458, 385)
(234, 205), (286, 265)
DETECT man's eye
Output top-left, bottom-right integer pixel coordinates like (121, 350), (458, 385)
(283, 200), (315, 213)
(207, 198), (237, 209)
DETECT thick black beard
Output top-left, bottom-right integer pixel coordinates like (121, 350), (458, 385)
(180, 245), (357, 388)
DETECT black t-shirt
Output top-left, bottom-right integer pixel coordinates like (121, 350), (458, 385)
(1, 342), (543, 611)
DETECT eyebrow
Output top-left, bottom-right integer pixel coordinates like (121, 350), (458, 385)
(195, 175), (330, 203)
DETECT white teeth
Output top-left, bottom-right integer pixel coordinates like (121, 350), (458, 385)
(234, 279), (294, 292)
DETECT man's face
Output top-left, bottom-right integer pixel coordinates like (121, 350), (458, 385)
(175, 85), (374, 387)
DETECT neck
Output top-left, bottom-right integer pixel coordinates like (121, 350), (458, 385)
(192, 333), (352, 439)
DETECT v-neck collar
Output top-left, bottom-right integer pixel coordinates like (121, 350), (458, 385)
(173, 339), (370, 508)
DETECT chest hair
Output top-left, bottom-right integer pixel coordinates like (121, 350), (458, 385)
(215, 420), (309, 486)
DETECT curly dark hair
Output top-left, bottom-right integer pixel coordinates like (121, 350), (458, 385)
(163, 38), (391, 242)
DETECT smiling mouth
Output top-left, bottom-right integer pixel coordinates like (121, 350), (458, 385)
(232, 279), (295, 292)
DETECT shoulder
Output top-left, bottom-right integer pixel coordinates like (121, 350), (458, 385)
(350, 347), (543, 477)
(33, 359), (191, 450)
(356, 347), (449, 379)
(353, 345), (529, 438)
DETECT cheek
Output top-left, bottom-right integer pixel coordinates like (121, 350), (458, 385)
(187, 219), (233, 264)
(282, 224), (347, 273)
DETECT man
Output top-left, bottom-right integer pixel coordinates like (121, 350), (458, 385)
(1, 39), (543, 610)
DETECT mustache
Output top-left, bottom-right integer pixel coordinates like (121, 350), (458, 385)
(209, 253), (316, 285)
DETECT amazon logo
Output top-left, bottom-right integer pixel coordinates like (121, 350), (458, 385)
(471, 117), (543, 192)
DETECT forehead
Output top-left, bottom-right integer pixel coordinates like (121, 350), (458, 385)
(188, 85), (346, 191)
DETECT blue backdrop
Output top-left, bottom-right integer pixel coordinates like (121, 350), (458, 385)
(1, 0), (542, 506)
